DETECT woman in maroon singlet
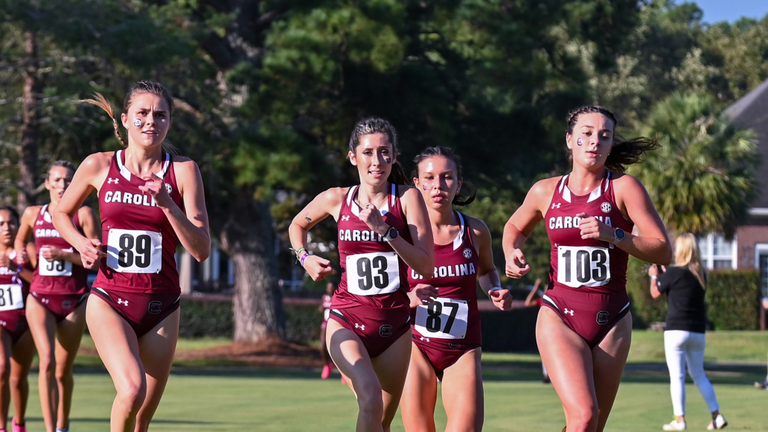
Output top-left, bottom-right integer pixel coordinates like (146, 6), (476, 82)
(53, 81), (210, 432)
(15, 160), (100, 432)
(289, 117), (434, 432)
(502, 106), (672, 432)
(400, 146), (511, 432)
(0, 206), (36, 432)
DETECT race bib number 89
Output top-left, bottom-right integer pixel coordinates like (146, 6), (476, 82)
(346, 251), (400, 296)
(414, 298), (469, 339)
(0, 284), (24, 311)
(557, 245), (611, 288)
(38, 248), (73, 277)
(107, 229), (162, 273)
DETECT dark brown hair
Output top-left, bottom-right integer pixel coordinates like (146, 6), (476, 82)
(46, 160), (76, 179)
(0, 206), (20, 225)
(412, 146), (477, 206)
(566, 105), (659, 173)
(348, 117), (408, 185)
(80, 81), (175, 150)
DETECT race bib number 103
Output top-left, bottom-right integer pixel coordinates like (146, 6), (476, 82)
(557, 245), (611, 288)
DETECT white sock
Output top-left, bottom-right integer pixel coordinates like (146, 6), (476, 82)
(56, 428), (69, 432)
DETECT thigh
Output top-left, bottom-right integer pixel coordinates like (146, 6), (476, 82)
(536, 308), (596, 414)
(86, 294), (144, 389)
(371, 329), (412, 427)
(326, 319), (378, 397)
(25, 295), (56, 354)
(56, 299), (88, 366)
(592, 313), (632, 431)
(10, 331), (35, 377)
(138, 308), (180, 380)
(441, 348), (483, 432)
(400, 343), (438, 432)
(664, 331), (688, 373)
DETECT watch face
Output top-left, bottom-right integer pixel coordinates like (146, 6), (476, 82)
(389, 227), (398, 239)
(616, 228), (625, 239)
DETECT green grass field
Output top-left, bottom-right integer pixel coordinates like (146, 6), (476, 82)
(12, 331), (768, 431)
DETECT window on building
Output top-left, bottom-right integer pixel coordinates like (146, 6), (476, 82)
(698, 233), (737, 270)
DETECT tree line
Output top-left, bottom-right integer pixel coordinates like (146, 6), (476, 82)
(0, 0), (765, 343)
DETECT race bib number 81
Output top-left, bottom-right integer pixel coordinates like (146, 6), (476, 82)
(346, 251), (400, 296)
(0, 284), (24, 311)
(557, 245), (611, 288)
(107, 229), (162, 273)
(38, 248), (73, 277)
(414, 298), (469, 339)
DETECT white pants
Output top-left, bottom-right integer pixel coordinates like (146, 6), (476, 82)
(664, 330), (720, 416)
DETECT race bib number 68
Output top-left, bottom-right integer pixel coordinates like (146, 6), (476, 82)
(346, 251), (400, 296)
(557, 245), (611, 288)
(107, 229), (163, 273)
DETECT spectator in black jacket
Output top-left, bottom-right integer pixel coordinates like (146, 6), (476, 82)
(649, 233), (727, 431)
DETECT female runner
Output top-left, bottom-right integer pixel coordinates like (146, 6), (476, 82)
(503, 105), (672, 432)
(400, 146), (511, 432)
(288, 117), (434, 432)
(15, 160), (100, 432)
(53, 81), (210, 432)
(0, 206), (36, 432)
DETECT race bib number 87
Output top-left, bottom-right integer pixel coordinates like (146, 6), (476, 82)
(107, 229), (162, 273)
(346, 251), (400, 296)
(414, 298), (469, 339)
(557, 245), (611, 288)
(0, 284), (24, 311)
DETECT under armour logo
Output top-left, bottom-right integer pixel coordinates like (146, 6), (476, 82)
(341, 215), (350, 222)
(117, 298), (129, 306)
(354, 323), (365, 331)
(107, 178), (119, 184)
(40, 298), (50, 304)
(35, 220), (44, 225)
(564, 308), (574, 316)
(0, 321), (6, 327)
(551, 203), (561, 209)
(420, 336), (430, 342)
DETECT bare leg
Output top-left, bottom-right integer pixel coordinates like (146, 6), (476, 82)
(10, 331), (35, 428)
(134, 309), (179, 432)
(55, 300), (87, 430)
(86, 295), (144, 432)
(441, 348), (483, 432)
(400, 344), (438, 432)
(592, 314), (632, 432)
(327, 319), (397, 432)
(26, 295), (58, 432)
(371, 331), (411, 432)
(0, 330), (13, 430)
(537, 308), (598, 432)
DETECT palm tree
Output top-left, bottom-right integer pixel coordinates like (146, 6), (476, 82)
(629, 92), (758, 238)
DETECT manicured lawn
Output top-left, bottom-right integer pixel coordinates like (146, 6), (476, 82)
(21, 331), (763, 431)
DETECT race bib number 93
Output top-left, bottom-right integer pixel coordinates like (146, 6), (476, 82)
(346, 251), (400, 296)
(107, 229), (162, 273)
(557, 245), (611, 288)
(38, 248), (73, 277)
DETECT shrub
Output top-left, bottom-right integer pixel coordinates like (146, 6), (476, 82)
(179, 296), (233, 338)
(706, 269), (760, 330)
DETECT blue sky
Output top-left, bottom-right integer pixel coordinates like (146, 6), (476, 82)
(693, 0), (768, 23)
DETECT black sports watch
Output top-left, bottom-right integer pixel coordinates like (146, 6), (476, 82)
(383, 226), (399, 242)
(611, 227), (625, 245)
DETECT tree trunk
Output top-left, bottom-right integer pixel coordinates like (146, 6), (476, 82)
(220, 193), (284, 342)
(17, 30), (41, 210)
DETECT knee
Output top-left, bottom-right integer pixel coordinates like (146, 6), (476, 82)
(37, 351), (56, 374)
(115, 379), (147, 413)
(10, 373), (27, 390)
(55, 364), (73, 383)
(567, 405), (598, 431)
(354, 381), (384, 419)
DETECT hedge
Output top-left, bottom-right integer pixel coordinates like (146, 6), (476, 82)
(178, 295), (539, 351)
(626, 258), (760, 331)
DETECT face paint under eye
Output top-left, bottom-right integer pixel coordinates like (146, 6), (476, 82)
(577, 138), (583, 146)
(422, 183), (430, 191)
(134, 118), (143, 128)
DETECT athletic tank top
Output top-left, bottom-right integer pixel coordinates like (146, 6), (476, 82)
(31, 204), (88, 295)
(333, 184), (412, 310)
(545, 173), (633, 295)
(94, 150), (183, 294)
(0, 251), (30, 312)
(408, 212), (482, 344)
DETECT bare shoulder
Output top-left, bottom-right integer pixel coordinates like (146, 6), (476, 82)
(76, 205), (96, 219)
(21, 205), (42, 220)
(611, 172), (649, 195)
(316, 186), (347, 207)
(81, 151), (114, 171)
(465, 214), (491, 237)
(529, 176), (561, 199)
(397, 184), (420, 201)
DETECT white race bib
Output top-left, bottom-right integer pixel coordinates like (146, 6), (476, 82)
(38, 248), (73, 277)
(346, 251), (400, 296)
(414, 298), (469, 339)
(557, 245), (611, 288)
(107, 229), (163, 274)
(0, 284), (24, 311)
